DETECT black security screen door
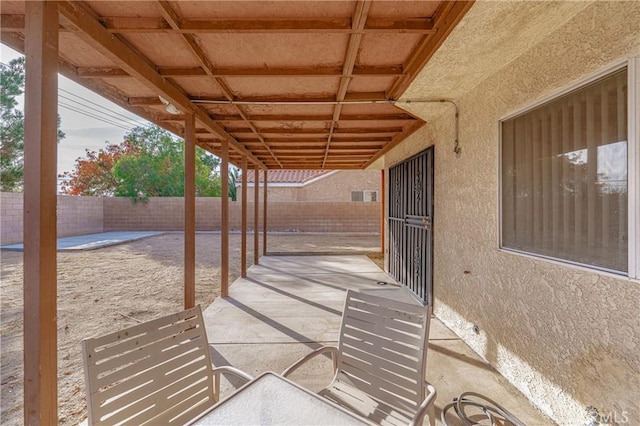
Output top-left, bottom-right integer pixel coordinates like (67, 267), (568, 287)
(388, 147), (434, 304)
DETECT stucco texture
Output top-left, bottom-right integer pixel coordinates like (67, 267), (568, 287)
(384, 2), (640, 424)
(240, 170), (380, 202)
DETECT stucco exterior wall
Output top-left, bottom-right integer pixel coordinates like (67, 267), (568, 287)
(239, 170), (380, 203)
(0, 193), (104, 245)
(299, 170), (380, 202)
(385, 2), (640, 424)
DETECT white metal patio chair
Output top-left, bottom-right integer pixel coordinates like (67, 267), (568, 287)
(82, 305), (252, 425)
(282, 290), (436, 426)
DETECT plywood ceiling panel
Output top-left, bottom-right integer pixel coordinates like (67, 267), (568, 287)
(194, 33), (348, 67)
(2, 0), (473, 169)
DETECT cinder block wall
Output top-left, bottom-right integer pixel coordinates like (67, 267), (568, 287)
(1, 194), (380, 244)
(1, 193), (23, 245)
(1, 193), (104, 245)
(103, 197), (222, 231)
(266, 202), (379, 233)
(103, 197), (380, 233)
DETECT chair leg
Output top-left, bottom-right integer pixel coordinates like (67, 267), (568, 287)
(213, 371), (220, 403)
(428, 404), (436, 426)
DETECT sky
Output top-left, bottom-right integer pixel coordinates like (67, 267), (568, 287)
(1, 44), (150, 178)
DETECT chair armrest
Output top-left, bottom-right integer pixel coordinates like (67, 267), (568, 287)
(211, 365), (254, 402)
(409, 381), (437, 426)
(281, 346), (338, 378)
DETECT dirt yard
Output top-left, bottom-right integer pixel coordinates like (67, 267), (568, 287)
(0, 232), (380, 425)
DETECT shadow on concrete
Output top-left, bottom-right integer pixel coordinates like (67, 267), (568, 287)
(428, 342), (493, 372)
(246, 277), (342, 316)
(224, 297), (324, 349)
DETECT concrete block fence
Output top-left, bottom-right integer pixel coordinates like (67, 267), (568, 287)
(1, 193), (380, 245)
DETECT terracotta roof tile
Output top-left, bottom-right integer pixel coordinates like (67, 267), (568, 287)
(242, 170), (332, 184)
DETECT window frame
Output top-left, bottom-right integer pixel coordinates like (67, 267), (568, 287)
(498, 58), (639, 280)
(351, 190), (378, 202)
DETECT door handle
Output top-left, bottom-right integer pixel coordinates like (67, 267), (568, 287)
(422, 217), (431, 230)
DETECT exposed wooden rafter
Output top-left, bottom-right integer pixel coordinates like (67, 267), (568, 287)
(322, 0), (372, 168)
(156, 0), (282, 168)
(2, 1), (472, 171)
(56, 1), (266, 169)
(156, 112), (417, 123)
(74, 64), (404, 78)
(96, 16), (434, 34)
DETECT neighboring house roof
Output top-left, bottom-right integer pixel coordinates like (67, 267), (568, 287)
(239, 170), (335, 186)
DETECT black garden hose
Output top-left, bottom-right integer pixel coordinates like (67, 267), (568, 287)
(441, 392), (526, 426)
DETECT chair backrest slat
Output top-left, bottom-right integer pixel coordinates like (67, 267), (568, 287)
(83, 305), (215, 425)
(337, 290), (430, 416)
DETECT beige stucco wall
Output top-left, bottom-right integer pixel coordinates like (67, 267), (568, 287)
(238, 170), (380, 202)
(299, 170), (380, 202)
(384, 2), (640, 425)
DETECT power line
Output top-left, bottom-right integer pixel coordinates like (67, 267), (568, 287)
(59, 102), (135, 131)
(59, 102), (134, 131)
(59, 88), (148, 127)
(58, 94), (145, 129)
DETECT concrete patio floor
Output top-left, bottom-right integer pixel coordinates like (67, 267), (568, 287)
(203, 255), (552, 425)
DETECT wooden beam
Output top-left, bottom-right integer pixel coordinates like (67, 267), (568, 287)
(381, 169), (385, 257)
(57, 1), (265, 169)
(184, 113), (196, 309)
(231, 128), (326, 135)
(191, 91), (388, 104)
(210, 113), (416, 122)
(387, 1), (474, 99)
(242, 137), (391, 144)
(253, 163), (260, 265)
(324, 1), (372, 168)
(220, 140), (229, 297)
(241, 157), (248, 278)
(95, 16), (434, 33)
(1, 14), (27, 31)
(4, 13), (433, 34)
(74, 64), (403, 78)
(76, 66), (130, 77)
(267, 149), (378, 155)
(363, 119), (426, 168)
(228, 126), (403, 135)
(0, 14), (68, 32)
(263, 169), (268, 256)
(156, 1), (282, 169)
(23, 2), (58, 424)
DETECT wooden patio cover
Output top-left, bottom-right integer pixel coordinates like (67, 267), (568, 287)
(2, 1), (474, 423)
(1, 0), (472, 170)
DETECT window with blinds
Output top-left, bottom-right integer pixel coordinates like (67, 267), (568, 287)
(351, 190), (378, 202)
(501, 68), (628, 273)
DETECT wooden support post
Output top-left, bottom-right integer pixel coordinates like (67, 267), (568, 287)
(381, 169), (385, 255)
(253, 163), (260, 265)
(220, 140), (229, 297)
(23, 2), (58, 424)
(263, 169), (268, 256)
(241, 157), (248, 277)
(184, 113), (196, 309)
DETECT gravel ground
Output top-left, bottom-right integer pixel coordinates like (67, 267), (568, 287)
(0, 232), (380, 425)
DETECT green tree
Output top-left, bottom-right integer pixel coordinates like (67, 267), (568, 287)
(62, 124), (222, 198)
(1, 57), (65, 191)
(59, 140), (140, 196)
(1, 58), (26, 191)
(228, 166), (239, 201)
